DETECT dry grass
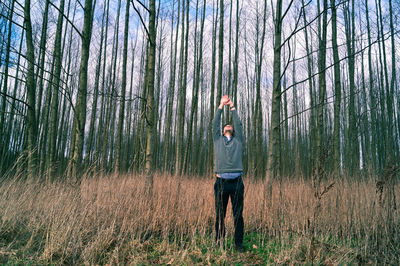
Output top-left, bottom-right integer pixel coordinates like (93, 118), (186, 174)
(0, 172), (399, 264)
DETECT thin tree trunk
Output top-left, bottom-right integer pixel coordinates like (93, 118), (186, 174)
(183, 0), (206, 174)
(388, 0), (397, 161)
(0, 0), (15, 162)
(344, 0), (359, 176)
(69, 0), (96, 178)
(97, 0), (110, 170)
(24, 0), (39, 178)
(266, 0), (283, 180)
(255, 0), (267, 178)
(216, 0), (224, 112)
(115, 0), (130, 172)
(315, 0), (328, 181)
(207, 0), (218, 176)
(0, 24), (24, 174)
(47, 0), (66, 180)
(35, 0), (50, 133)
(365, 0), (377, 172)
(301, 0), (316, 168)
(232, 0), (239, 107)
(175, 0), (189, 175)
(163, 0), (180, 172)
(87, 1), (107, 167)
(144, 0), (157, 179)
(125, 33), (138, 171)
(331, 0), (341, 176)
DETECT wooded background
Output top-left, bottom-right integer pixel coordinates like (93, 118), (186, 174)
(0, 0), (399, 180)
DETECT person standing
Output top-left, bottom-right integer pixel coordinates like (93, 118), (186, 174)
(212, 95), (245, 252)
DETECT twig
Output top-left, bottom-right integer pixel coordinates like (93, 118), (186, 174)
(48, 1), (83, 38)
(130, 0), (151, 43)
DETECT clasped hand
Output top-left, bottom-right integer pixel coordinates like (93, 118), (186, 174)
(220, 95), (233, 108)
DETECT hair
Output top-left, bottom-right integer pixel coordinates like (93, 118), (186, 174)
(222, 123), (235, 136)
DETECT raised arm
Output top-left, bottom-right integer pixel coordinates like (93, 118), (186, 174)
(231, 109), (243, 141)
(212, 95), (230, 140)
(227, 100), (243, 141)
(212, 108), (223, 140)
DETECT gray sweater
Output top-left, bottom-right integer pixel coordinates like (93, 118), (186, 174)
(212, 108), (243, 173)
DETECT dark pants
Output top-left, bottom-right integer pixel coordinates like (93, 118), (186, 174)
(214, 176), (244, 247)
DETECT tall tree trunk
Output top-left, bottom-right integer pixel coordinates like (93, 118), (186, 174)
(207, 0), (218, 176)
(48, 0), (66, 180)
(388, 0), (397, 162)
(266, 0), (283, 180)
(101, 0), (121, 171)
(183, 0), (206, 174)
(133, 39), (147, 172)
(301, 0), (316, 169)
(69, 0), (96, 178)
(315, 0), (328, 181)
(175, 0), (189, 175)
(143, 0), (157, 187)
(331, 0), (341, 176)
(255, 0), (267, 178)
(0, 23), (24, 174)
(374, 0), (386, 171)
(125, 33), (138, 171)
(115, 0), (130, 172)
(35, 0), (50, 135)
(216, 0), (224, 113)
(0, 0), (14, 162)
(108, 0), (122, 171)
(163, 0), (180, 172)
(24, 0), (39, 178)
(365, 0), (377, 172)
(152, 0), (163, 172)
(291, 37), (300, 175)
(344, 0), (359, 176)
(232, 0), (239, 107)
(97, 0), (110, 169)
(86, 1), (107, 167)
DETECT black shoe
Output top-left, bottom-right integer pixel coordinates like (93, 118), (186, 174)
(236, 245), (245, 253)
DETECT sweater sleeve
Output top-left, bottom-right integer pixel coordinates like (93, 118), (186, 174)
(212, 108), (223, 140)
(231, 109), (243, 142)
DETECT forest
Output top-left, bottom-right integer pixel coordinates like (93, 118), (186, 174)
(0, 0), (399, 264)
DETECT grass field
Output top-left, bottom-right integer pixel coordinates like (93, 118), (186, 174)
(0, 172), (399, 264)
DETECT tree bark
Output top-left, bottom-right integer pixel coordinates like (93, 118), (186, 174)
(24, 0), (39, 178)
(69, 0), (96, 178)
(144, 0), (157, 177)
(163, 0), (180, 172)
(331, 0), (341, 176)
(0, 0), (15, 162)
(115, 0), (130, 172)
(48, 0), (66, 180)
(315, 0), (328, 181)
(266, 0), (283, 180)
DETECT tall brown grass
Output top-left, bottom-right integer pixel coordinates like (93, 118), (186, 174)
(0, 172), (399, 264)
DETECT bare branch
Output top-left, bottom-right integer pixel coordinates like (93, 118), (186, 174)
(136, 0), (150, 13)
(0, 13), (26, 30)
(279, 29), (399, 97)
(48, 1), (83, 38)
(279, 33), (292, 82)
(281, 0), (295, 22)
(130, 0), (151, 42)
(0, 91), (28, 107)
(280, 87), (362, 126)
(0, 111), (25, 117)
(280, 0), (348, 50)
(76, 0), (84, 10)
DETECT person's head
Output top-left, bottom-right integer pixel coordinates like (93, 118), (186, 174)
(223, 123), (234, 137)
